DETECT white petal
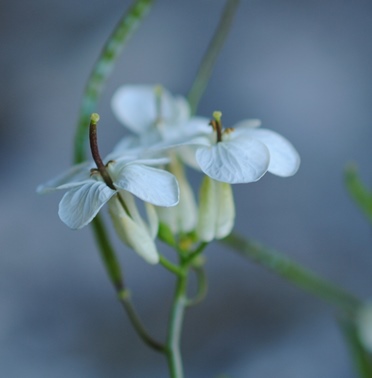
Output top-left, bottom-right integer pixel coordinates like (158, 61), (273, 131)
(114, 164), (179, 207)
(111, 85), (177, 134)
(173, 96), (190, 123)
(108, 196), (159, 264)
(37, 162), (92, 193)
(164, 116), (211, 141)
(233, 119), (262, 129)
(58, 181), (115, 229)
(104, 135), (143, 161)
(243, 128), (300, 177)
(195, 137), (270, 183)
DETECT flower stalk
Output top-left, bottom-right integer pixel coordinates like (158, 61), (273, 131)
(166, 264), (188, 378)
(187, 0), (240, 115)
(74, 0), (154, 164)
(222, 233), (361, 314)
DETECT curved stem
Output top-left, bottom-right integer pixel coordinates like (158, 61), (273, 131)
(159, 255), (184, 277)
(166, 266), (188, 378)
(186, 267), (208, 307)
(222, 233), (361, 314)
(118, 289), (165, 352)
(91, 214), (123, 289)
(92, 215), (165, 351)
(183, 241), (208, 265)
(187, 0), (240, 115)
(74, 0), (154, 164)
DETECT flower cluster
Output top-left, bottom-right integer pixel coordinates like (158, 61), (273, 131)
(38, 85), (300, 263)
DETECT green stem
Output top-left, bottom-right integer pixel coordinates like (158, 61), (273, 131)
(74, 0), (154, 164)
(187, 0), (240, 115)
(92, 215), (164, 351)
(159, 255), (184, 276)
(186, 267), (208, 307)
(91, 214), (123, 289)
(166, 266), (188, 378)
(183, 241), (208, 265)
(118, 289), (165, 352)
(222, 233), (361, 314)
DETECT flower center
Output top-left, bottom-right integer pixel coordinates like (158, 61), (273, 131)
(209, 111), (234, 143)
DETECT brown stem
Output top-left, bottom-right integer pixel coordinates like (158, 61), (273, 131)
(89, 115), (115, 190)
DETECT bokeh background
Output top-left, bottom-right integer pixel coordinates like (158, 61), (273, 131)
(2, 0), (372, 377)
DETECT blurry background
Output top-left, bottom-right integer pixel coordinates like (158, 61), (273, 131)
(2, 0), (372, 377)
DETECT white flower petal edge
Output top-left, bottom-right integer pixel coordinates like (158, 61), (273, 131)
(111, 85), (179, 134)
(195, 136), (270, 184)
(36, 162), (92, 193)
(113, 164), (179, 207)
(238, 128), (300, 177)
(108, 196), (159, 264)
(58, 181), (116, 229)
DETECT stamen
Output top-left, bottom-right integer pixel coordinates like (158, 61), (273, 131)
(89, 113), (115, 190)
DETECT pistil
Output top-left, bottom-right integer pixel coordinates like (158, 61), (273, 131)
(210, 111), (223, 143)
(89, 113), (115, 190)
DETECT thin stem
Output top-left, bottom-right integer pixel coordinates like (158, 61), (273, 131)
(118, 289), (165, 352)
(91, 214), (123, 289)
(74, 0), (154, 164)
(222, 233), (361, 314)
(92, 215), (165, 352)
(187, 0), (240, 115)
(186, 267), (208, 307)
(159, 255), (184, 277)
(183, 241), (208, 265)
(166, 265), (188, 378)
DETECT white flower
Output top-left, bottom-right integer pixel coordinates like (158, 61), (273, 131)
(178, 114), (301, 184)
(111, 84), (208, 154)
(175, 112), (300, 241)
(37, 157), (179, 228)
(111, 84), (204, 234)
(37, 157), (179, 264)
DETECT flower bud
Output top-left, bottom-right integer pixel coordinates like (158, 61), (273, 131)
(156, 158), (197, 234)
(108, 196), (159, 264)
(356, 302), (372, 352)
(197, 176), (235, 242)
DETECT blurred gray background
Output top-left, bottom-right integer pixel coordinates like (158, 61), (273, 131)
(2, 0), (372, 377)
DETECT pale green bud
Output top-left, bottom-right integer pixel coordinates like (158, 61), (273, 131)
(108, 196), (159, 264)
(356, 302), (372, 352)
(197, 176), (235, 242)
